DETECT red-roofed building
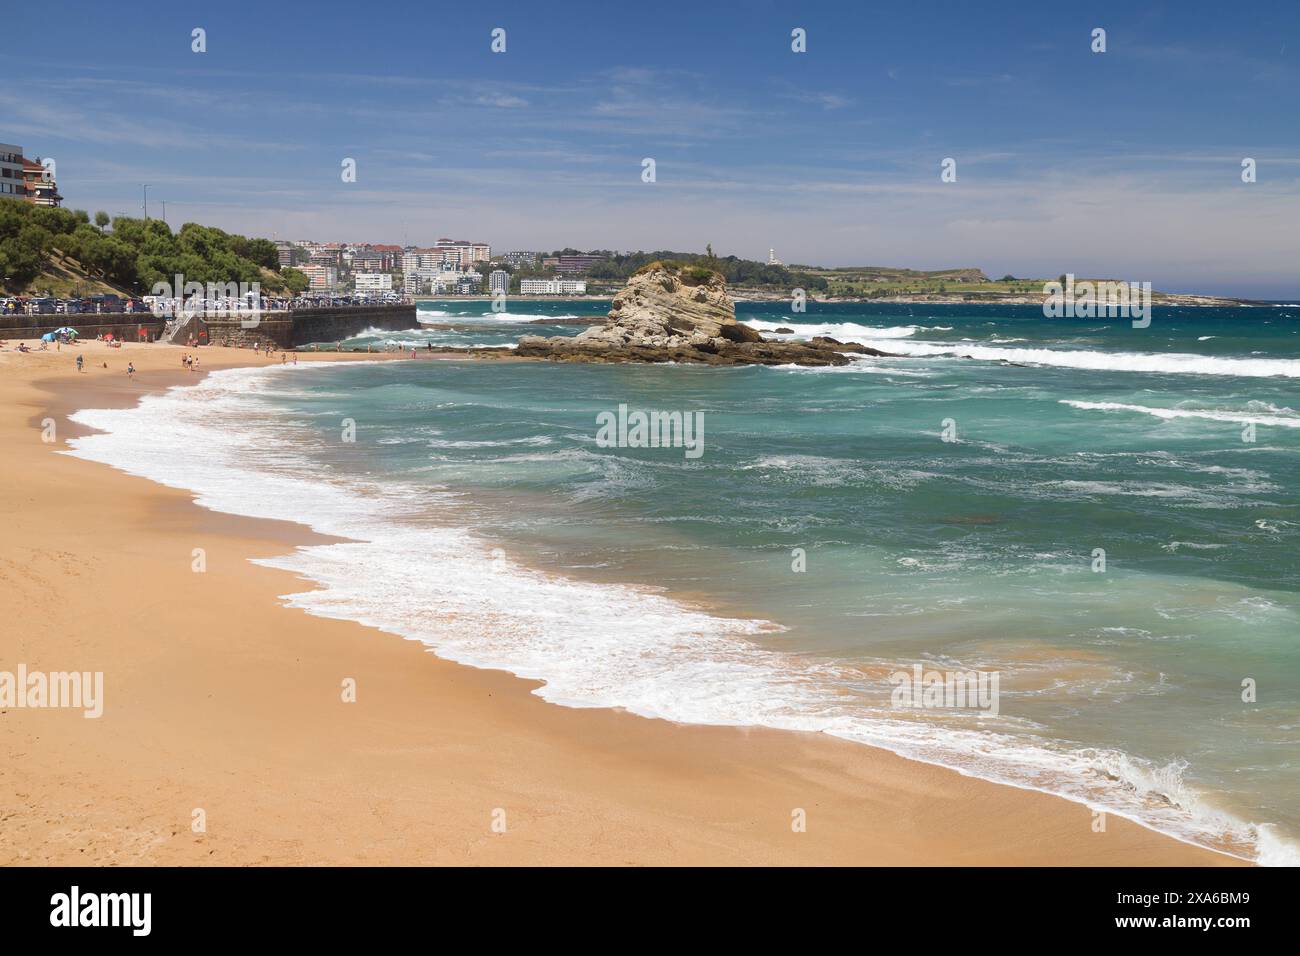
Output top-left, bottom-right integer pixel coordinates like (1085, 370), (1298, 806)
(22, 157), (62, 207)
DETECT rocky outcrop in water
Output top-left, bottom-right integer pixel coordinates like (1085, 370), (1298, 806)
(516, 262), (895, 367)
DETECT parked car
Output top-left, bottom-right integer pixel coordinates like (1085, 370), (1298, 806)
(29, 298), (57, 315)
(87, 294), (123, 313)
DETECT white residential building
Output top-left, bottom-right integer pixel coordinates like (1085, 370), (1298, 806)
(0, 144), (24, 200)
(519, 278), (587, 295)
(355, 272), (393, 292)
(488, 270), (509, 294)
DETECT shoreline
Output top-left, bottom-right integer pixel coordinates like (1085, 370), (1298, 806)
(0, 339), (1245, 865)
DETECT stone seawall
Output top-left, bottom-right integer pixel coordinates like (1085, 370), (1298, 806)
(0, 305), (418, 349)
(0, 314), (165, 342)
(204, 304), (419, 348)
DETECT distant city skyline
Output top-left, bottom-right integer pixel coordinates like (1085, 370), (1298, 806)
(8, 0), (1299, 297)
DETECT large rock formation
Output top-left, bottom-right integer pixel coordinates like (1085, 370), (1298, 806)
(516, 262), (894, 367)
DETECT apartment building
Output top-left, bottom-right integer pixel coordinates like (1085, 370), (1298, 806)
(434, 239), (490, 269)
(351, 251), (385, 271)
(0, 144), (23, 200)
(502, 251), (538, 269)
(297, 263), (338, 291)
(555, 254), (601, 275)
(21, 157), (62, 207)
(519, 278), (587, 295)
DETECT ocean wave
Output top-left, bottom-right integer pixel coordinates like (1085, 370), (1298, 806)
(768, 326), (1300, 378)
(768, 362), (936, 377)
(748, 320), (921, 339)
(889, 342), (1300, 378)
(1060, 399), (1300, 428)
(427, 435), (554, 449)
(1256, 519), (1298, 533)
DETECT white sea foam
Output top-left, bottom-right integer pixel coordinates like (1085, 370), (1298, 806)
(748, 320), (921, 339)
(762, 325), (1300, 378)
(1060, 400), (1300, 428)
(59, 364), (1294, 865)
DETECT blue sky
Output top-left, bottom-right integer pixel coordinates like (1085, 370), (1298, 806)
(8, 0), (1299, 296)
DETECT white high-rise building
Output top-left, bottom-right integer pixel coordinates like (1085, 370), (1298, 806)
(488, 270), (509, 294)
(355, 273), (393, 292)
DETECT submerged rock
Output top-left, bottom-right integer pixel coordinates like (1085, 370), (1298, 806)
(515, 261), (896, 367)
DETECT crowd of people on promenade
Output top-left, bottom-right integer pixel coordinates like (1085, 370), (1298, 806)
(2, 291), (409, 318)
(3, 291), (410, 317)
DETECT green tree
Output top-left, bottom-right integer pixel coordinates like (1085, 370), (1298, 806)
(0, 219), (52, 288)
(280, 267), (309, 294)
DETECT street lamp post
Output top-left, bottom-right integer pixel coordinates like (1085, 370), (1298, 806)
(141, 183), (151, 219)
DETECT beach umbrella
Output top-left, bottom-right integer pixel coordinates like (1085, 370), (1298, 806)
(54, 326), (79, 336)
(103, 332), (115, 341)
(41, 332), (57, 342)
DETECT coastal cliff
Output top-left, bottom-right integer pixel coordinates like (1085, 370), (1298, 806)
(516, 262), (891, 366)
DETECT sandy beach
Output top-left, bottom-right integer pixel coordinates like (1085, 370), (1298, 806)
(0, 339), (1242, 866)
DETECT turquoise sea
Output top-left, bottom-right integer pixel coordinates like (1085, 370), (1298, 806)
(67, 299), (1300, 863)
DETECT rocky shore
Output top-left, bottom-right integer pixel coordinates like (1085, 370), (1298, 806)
(514, 262), (893, 367)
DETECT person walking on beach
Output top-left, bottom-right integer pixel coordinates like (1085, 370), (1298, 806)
(127, 362), (135, 380)
(76, 354), (83, 373)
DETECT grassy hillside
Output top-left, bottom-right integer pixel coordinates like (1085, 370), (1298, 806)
(2, 250), (136, 298)
(798, 265), (1037, 298)
(0, 200), (307, 299)
(1, 253), (287, 300)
